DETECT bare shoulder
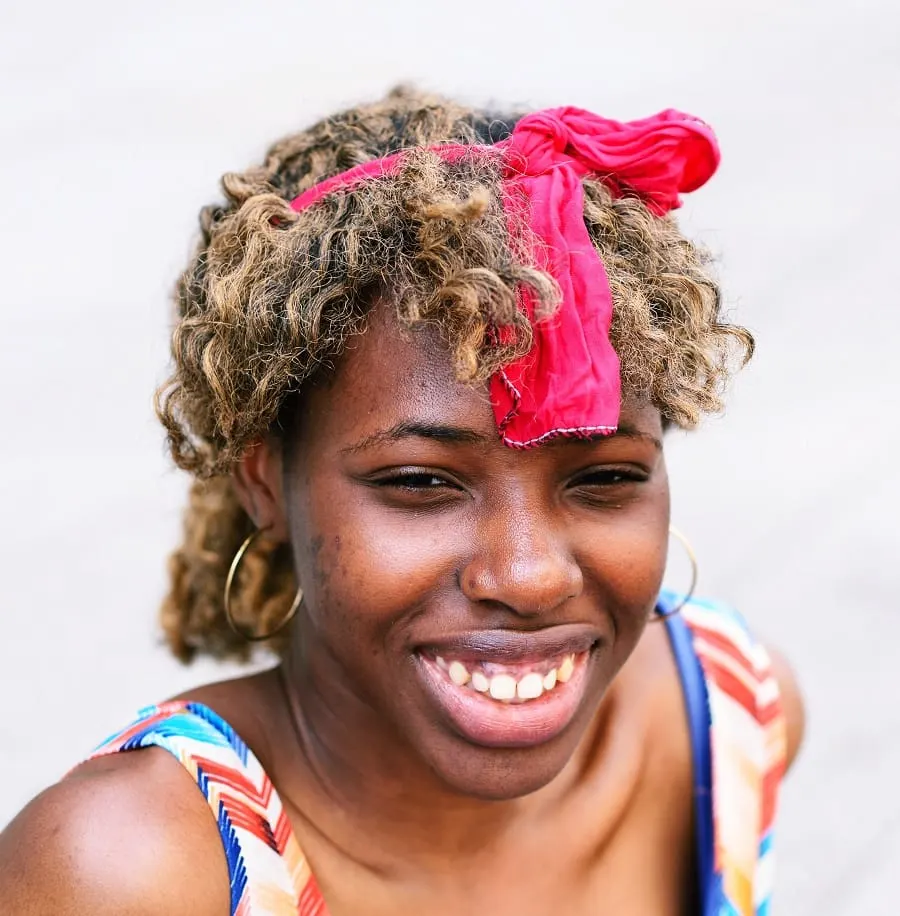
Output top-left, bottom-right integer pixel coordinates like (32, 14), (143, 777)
(765, 643), (806, 771)
(0, 748), (230, 916)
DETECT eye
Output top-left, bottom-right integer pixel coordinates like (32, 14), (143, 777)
(379, 472), (452, 491)
(366, 468), (467, 508)
(568, 466), (649, 505)
(573, 468), (644, 487)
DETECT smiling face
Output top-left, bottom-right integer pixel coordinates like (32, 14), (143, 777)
(274, 301), (670, 800)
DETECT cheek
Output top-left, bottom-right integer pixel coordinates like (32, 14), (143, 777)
(603, 523), (668, 608)
(581, 484), (670, 638)
(292, 485), (466, 633)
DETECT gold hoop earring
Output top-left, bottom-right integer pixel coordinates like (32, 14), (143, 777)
(224, 529), (302, 642)
(652, 525), (698, 621)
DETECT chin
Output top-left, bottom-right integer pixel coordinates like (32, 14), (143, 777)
(426, 742), (579, 801)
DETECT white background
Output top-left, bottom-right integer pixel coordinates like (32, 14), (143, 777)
(1, 1), (898, 912)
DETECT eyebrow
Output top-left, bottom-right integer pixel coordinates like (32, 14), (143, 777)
(342, 420), (662, 454)
(342, 421), (490, 454)
(606, 423), (663, 451)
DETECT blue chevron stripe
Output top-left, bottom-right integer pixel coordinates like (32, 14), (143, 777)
(216, 794), (248, 914)
(186, 701), (250, 766)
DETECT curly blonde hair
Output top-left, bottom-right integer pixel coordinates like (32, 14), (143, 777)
(156, 86), (753, 662)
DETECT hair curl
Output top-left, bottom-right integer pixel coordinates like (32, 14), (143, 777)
(155, 86), (753, 662)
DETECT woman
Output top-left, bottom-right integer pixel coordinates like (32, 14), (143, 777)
(0, 88), (804, 915)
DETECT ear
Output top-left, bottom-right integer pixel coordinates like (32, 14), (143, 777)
(231, 439), (289, 541)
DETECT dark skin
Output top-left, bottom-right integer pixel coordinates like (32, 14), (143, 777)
(0, 302), (804, 915)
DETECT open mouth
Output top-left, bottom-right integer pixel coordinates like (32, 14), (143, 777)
(415, 644), (595, 749)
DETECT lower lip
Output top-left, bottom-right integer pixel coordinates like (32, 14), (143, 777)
(415, 652), (592, 749)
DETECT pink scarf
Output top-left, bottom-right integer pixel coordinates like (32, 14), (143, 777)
(290, 107), (719, 445)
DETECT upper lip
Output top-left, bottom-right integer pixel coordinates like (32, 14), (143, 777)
(418, 623), (601, 664)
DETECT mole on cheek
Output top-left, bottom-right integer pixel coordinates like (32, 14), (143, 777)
(307, 535), (327, 588)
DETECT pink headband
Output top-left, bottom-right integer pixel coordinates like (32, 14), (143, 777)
(290, 107), (719, 446)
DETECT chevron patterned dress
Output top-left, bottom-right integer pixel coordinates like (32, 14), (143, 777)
(89, 596), (786, 916)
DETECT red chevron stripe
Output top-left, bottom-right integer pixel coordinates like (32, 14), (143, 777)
(103, 709), (178, 749)
(193, 755), (274, 809)
(299, 877), (327, 916)
(756, 694), (782, 727)
(690, 625), (758, 679)
(272, 809), (294, 855)
(217, 794), (278, 849)
(696, 655), (757, 717)
(760, 760), (785, 831)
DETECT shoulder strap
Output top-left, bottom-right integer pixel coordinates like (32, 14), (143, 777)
(661, 607), (722, 916)
(676, 596), (787, 916)
(90, 701), (326, 916)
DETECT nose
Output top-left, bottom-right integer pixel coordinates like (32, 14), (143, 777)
(460, 505), (583, 617)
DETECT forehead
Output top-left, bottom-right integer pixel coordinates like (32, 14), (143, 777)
(300, 299), (660, 446)
(310, 301), (476, 424)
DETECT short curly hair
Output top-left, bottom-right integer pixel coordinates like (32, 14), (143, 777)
(155, 86), (753, 662)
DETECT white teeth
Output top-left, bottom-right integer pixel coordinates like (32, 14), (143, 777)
(516, 672), (544, 700)
(557, 655), (575, 683)
(471, 671), (490, 693)
(488, 674), (517, 702)
(448, 661), (470, 686)
(435, 652), (580, 701)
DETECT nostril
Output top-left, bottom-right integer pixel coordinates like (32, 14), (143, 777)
(459, 520), (582, 616)
(461, 554), (582, 617)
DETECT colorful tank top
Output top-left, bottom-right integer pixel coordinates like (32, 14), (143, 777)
(89, 596), (787, 916)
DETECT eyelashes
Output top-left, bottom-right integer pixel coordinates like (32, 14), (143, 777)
(371, 467), (649, 501)
(569, 468), (649, 487)
(376, 472), (457, 491)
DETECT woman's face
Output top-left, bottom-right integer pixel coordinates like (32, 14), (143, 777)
(279, 303), (669, 800)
